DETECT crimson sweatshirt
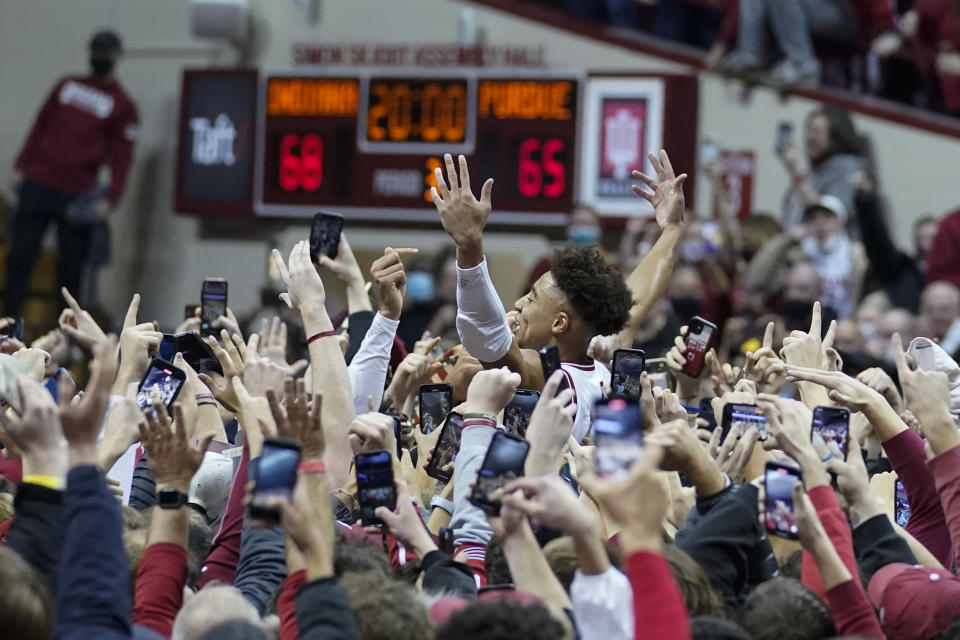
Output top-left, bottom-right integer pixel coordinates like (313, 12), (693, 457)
(626, 550), (691, 640)
(883, 429), (953, 567)
(800, 485), (858, 600)
(927, 443), (960, 559)
(133, 543), (188, 638)
(16, 74), (138, 205)
(928, 209), (960, 290)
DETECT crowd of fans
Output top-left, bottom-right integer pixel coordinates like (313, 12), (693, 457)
(545, 0), (960, 114)
(3, 131), (960, 640)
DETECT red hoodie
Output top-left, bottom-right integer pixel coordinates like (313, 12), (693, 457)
(16, 74), (138, 205)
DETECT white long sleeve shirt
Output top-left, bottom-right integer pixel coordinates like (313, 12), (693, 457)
(347, 313), (399, 415)
(570, 566), (635, 640)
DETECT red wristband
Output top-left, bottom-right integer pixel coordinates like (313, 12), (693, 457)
(307, 330), (337, 344)
(298, 460), (326, 474)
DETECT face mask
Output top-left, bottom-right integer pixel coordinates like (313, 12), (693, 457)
(859, 322), (875, 340)
(670, 297), (701, 320)
(681, 239), (707, 263)
(90, 57), (115, 76)
(568, 225), (599, 246)
(405, 271), (435, 303)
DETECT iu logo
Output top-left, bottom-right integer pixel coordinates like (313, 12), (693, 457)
(603, 108), (641, 179)
(189, 114), (237, 166)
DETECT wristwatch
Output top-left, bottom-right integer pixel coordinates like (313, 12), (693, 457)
(157, 488), (189, 510)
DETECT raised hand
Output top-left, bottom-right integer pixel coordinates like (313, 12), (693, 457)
(892, 333), (958, 455)
(783, 366), (884, 414)
(318, 232), (364, 288)
(856, 367), (903, 413)
(347, 412), (395, 456)
(139, 403), (211, 492)
(374, 479), (437, 556)
(114, 294), (161, 392)
(243, 352), (287, 400)
(499, 474), (595, 535)
(0, 376), (68, 477)
(212, 308), (242, 340)
(371, 247), (417, 321)
(272, 240), (327, 317)
(267, 378), (325, 460)
(780, 302), (837, 370)
(756, 393), (813, 458)
(431, 153), (494, 266)
(525, 369), (577, 476)
(665, 326), (706, 400)
(631, 149), (688, 229)
(743, 322), (788, 394)
(708, 422), (760, 483)
(59, 287), (108, 349)
(98, 381), (146, 471)
(464, 366), (520, 417)
(62, 336), (119, 463)
(257, 316), (308, 376)
(198, 329), (246, 412)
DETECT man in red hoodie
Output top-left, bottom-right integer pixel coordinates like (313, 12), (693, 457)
(5, 30), (138, 317)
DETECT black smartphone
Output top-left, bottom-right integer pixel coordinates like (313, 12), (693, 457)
(418, 383), (453, 435)
(309, 211), (345, 263)
(593, 397), (644, 478)
(811, 406), (850, 459)
(176, 331), (223, 376)
(611, 348), (646, 400)
(699, 396), (718, 430)
(158, 334), (177, 362)
(645, 357), (673, 391)
(764, 461), (802, 539)
(355, 450), (397, 527)
(249, 436), (302, 525)
(469, 431), (530, 515)
(503, 389), (540, 438)
(721, 402), (768, 442)
(775, 121), (794, 155)
(200, 278), (228, 337)
(137, 357), (187, 413)
(392, 414), (403, 459)
(682, 316), (718, 378)
(895, 479), (911, 527)
(425, 411), (464, 483)
(539, 344), (568, 392)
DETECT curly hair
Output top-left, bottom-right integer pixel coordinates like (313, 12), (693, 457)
(437, 600), (565, 640)
(550, 246), (633, 337)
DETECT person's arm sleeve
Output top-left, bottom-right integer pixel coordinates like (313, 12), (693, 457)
(883, 428), (952, 566)
(128, 450), (156, 511)
(570, 566), (634, 640)
(55, 465), (131, 640)
(450, 425), (496, 548)
(854, 190), (912, 284)
(420, 549), (478, 600)
(347, 312), (399, 415)
(626, 550), (691, 640)
(927, 443), (960, 560)
(196, 443), (247, 588)
(926, 214), (960, 288)
(716, 0), (739, 46)
(800, 485), (858, 601)
(235, 518), (288, 615)
(106, 101), (138, 205)
(852, 513), (917, 581)
(6, 483), (63, 588)
(132, 543), (188, 638)
(455, 259), (513, 363)
(15, 80), (62, 171)
(743, 235), (794, 295)
(294, 577), (358, 640)
(675, 484), (776, 612)
(824, 579), (884, 639)
(278, 570), (306, 640)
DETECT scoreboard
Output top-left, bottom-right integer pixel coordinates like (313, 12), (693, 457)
(254, 70), (581, 222)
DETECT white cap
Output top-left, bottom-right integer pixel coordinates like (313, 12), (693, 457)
(908, 337), (960, 426)
(188, 451), (234, 523)
(804, 194), (848, 224)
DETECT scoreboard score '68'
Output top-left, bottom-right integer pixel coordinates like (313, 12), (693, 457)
(255, 70), (580, 222)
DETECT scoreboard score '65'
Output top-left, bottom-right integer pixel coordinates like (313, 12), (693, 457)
(255, 70), (580, 222)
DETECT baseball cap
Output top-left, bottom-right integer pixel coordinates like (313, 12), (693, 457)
(803, 195), (848, 224)
(867, 563), (960, 640)
(908, 337), (960, 426)
(188, 452), (234, 523)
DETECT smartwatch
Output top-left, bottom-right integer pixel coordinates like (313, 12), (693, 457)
(157, 488), (189, 510)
